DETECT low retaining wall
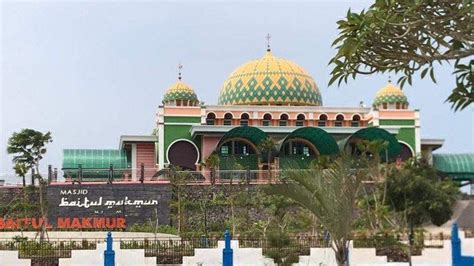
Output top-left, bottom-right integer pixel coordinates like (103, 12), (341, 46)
(1, 232), (473, 266)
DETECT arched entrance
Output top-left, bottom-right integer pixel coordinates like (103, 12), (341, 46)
(398, 142), (414, 161)
(167, 140), (199, 170)
(279, 127), (339, 169)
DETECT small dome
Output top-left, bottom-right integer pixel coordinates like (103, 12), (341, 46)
(162, 80), (199, 106)
(373, 82), (408, 109)
(218, 51), (322, 106)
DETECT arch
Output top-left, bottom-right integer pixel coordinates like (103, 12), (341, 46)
(262, 113), (273, 120)
(335, 114), (345, 120)
(224, 112), (233, 126)
(296, 113), (305, 126)
(262, 113), (272, 126)
(281, 138), (319, 156)
(166, 139), (200, 170)
(206, 112), (216, 125)
(240, 112), (250, 126)
(318, 113), (328, 127)
(279, 113), (289, 126)
(338, 127), (402, 160)
(279, 112), (290, 119)
(216, 126), (268, 170)
(296, 113), (306, 120)
(217, 126), (268, 149)
(240, 112), (250, 119)
(351, 114), (361, 127)
(281, 127), (340, 156)
(335, 114), (345, 127)
(398, 141), (415, 161)
(351, 113), (362, 120)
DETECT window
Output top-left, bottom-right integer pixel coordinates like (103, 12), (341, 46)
(221, 145), (229, 155)
(224, 113), (233, 126)
(240, 113), (249, 126)
(335, 114), (344, 127)
(206, 113), (216, 125)
(318, 114), (327, 127)
(263, 113), (272, 126)
(351, 115), (361, 127)
(396, 103), (401, 109)
(382, 103), (388, 109)
(234, 141), (254, 155)
(279, 114), (288, 126)
(296, 114), (305, 127)
(303, 147), (310, 156)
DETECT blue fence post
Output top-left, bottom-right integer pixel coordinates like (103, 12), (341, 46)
(451, 223), (474, 266)
(452, 223), (462, 265)
(104, 232), (115, 266)
(223, 229), (233, 266)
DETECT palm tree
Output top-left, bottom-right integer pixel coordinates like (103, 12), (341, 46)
(204, 153), (220, 185)
(7, 129), (52, 241)
(13, 163), (28, 187)
(266, 155), (368, 266)
(258, 137), (277, 181)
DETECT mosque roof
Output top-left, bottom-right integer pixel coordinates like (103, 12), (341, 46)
(218, 50), (322, 106)
(162, 80), (199, 104)
(373, 82), (408, 108)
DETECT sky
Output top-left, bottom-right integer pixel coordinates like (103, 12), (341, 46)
(1, 1), (473, 176)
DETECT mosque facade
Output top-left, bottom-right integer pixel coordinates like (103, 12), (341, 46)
(61, 46), (472, 185)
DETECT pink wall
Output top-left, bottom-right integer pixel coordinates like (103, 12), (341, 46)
(201, 136), (222, 164)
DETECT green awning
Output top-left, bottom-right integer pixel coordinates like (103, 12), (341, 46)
(338, 127), (401, 159)
(218, 126), (268, 147)
(282, 127), (339, 156)
(433, 154), (474, 180)
(62, 149), (130, 169)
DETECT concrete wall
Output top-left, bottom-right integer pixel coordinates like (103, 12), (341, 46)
(298, 232), (474, 266)
(182, 240), (275, 266)
(1, 232), (472, 266)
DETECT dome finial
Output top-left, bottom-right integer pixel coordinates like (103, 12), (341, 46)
(266, 33), (271, 52)
(388, 75), (392, 83)
(178, 63), (183, 80)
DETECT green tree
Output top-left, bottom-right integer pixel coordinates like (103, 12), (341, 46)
(384, 158), (459, 265)
(329, 0), (473, 111)
(266, 155), (368, 266)
(203, 153), (220, 185)
(258, 137), (277, 180)
(7, 129), (52, 241)
(13, 163), (28, 188)
(169, 168), (189, 234)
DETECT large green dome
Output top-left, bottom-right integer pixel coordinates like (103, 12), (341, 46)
(218, 51), (322, 106)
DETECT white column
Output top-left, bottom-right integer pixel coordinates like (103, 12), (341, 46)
(415, 110), (421, 156)
(131, 144), (137, 181)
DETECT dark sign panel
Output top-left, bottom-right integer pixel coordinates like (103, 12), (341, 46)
(47, 183), (171, 227)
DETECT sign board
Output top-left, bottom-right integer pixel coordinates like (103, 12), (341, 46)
(46, 183), (171, 228)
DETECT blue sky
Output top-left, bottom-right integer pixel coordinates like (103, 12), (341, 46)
(1, 1), (473, 174)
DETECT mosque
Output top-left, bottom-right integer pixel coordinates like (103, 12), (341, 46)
(61, 43), (473, 186)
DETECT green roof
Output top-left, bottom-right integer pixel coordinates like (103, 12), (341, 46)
(282, 127), (339, 156)
(219, 126), (268, 146)
(433, 154), (474, 180)
(63, 149), (130, 169)
(338, 127), (401, 159)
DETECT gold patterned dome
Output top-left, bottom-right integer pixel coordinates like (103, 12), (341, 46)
(162, 80), (199, 105)
(373, 82), (409, 109)
(218, 50), (322, 106)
